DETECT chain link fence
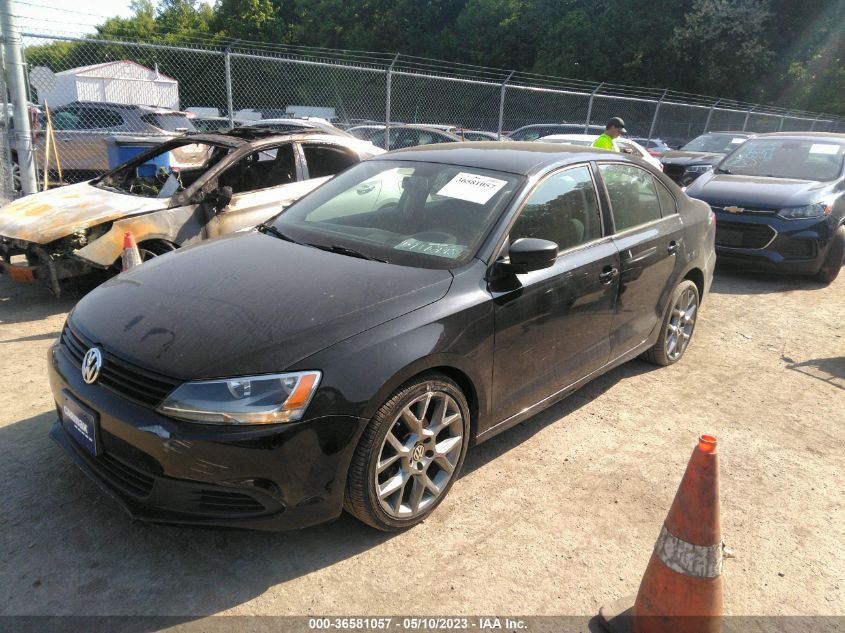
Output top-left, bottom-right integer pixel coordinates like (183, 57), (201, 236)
(2, 30), (844, 199)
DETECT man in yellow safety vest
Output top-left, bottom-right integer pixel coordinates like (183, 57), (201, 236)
(593, 117), (627, 151)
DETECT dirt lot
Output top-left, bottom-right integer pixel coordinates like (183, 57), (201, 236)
(0, 267), (843, 624)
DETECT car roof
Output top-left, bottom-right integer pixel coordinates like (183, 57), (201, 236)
(375, 141), (635, 175)
(752, 131), (845, 142)
(703, 131), (754, 136)
(538, 134), (597, 141)
(58, 101), (181, 114)
(184, 129), (375, 149)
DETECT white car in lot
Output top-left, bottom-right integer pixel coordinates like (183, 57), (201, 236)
(0, 129), (383, 294)
(536, 134), (664, 170)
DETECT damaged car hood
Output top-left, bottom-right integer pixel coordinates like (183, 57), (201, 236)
(0, 182), (165, 244)
(69, 232), (453, 379)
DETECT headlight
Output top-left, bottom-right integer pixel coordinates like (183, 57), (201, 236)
(776, 202), (832, 220)
(157, 371), (321, 425)
(686, 164), (713, 174)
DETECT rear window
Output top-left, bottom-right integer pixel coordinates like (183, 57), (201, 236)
(141, 113), (196, 132)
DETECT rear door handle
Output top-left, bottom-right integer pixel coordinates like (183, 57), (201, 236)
(668, 240), (679, 255)
(599, 266), (618, 284)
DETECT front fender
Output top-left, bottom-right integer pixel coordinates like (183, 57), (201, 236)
(75, 205), (205, 267)
(294, 278), (495, 437)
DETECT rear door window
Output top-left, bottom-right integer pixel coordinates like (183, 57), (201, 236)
(301, 143), (358, 179)
(655, 180), (677, 216)
(598, 163), (662, 231)
(76, 107), (124, 129)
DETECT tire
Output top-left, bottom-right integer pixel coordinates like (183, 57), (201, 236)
(344, 374), (470, 531)
(815, 225), (845, 285)
(137, 239), (177, 262)
(641, 279), (700, 367)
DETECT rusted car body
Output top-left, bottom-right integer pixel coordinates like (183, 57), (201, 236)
(0, 129), (383, 294)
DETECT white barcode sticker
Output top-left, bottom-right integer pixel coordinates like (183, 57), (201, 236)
(436, 172), (508, 205)
(809, 144), (840, 155)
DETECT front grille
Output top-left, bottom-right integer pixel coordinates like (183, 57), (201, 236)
(99, 453), (155, 497)
(663, 164), (685, 178)
(780, 238), (817, 260)
(194, 489), (268, 516)
(715, 221), (776, 250)
(710, 205), (777, 216)
(61, 324), (181, 408)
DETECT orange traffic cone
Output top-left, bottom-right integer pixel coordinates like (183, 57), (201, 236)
(121, 231), (143, 272)
(600, 434), (724, 633)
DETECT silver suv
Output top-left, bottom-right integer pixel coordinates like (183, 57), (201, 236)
(35, 101), (196, 175)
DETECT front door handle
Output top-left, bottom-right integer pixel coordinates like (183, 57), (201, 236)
(599, 266), (618, 284)
(356, 183), (376, 195)
(668, 240), (680, 255)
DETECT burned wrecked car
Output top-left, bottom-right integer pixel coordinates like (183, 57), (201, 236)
(0, 128), (383, 294)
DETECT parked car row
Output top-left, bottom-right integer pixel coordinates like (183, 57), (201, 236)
(2, 119), (842, 534)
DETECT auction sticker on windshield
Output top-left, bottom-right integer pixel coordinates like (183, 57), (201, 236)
(809, 144), (841, 155)
(436, 172), (507, 204)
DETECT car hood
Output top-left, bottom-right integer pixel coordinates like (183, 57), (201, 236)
(70, 232), (453, 379)
(685, 172), (833, 208)
(0, 181), (165, 244)
(660, 150), (725, 166)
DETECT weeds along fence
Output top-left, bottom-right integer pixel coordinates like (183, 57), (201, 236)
(2, 31), (844, 202)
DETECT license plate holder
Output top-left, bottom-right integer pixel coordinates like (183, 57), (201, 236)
(61, 391), (100, 457)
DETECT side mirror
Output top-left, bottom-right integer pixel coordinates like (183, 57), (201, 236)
(497, 238), (558, 275)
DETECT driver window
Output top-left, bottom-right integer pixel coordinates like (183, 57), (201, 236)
(217, 144), (297, 194)
(510, 165), (602, 252)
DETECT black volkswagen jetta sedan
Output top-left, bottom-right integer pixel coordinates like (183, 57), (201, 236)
(49, 143), (715, 531)
(686, 132), (845, 283)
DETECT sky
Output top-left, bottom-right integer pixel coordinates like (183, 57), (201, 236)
(10, 0), (211, 38)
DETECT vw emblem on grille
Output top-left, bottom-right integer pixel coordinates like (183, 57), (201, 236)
(724, 206), (744, 214)
(81, 347), (103, 385)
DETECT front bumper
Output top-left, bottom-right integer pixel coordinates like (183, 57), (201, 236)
(662, 164), (711, 187)
(0, 239), (92, 293)
(713, 212), (836, 274)
(48, 338), (368, 531)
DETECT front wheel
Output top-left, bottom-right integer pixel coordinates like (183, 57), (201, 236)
(641, 280), (700, 366)
(815, 225), (845, 284)
(344, 374), (470, 531)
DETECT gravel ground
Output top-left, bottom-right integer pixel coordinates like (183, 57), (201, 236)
(0, 267), (843, 624)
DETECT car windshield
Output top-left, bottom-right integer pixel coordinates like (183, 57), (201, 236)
(96, 141), (231, 198)
(271, 160), (523, 268)
(718, 138), (845, 181)
(682, 133), (747, 153)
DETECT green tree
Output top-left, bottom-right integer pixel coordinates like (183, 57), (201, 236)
(670, 0), (774, 100)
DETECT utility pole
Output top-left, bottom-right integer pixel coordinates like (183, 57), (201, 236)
(1, 0), (37, 195)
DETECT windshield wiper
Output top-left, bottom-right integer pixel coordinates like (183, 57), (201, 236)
(715, 167), (733, 174)
(257, 223), (301, 244)
(308, 243), (386, 262)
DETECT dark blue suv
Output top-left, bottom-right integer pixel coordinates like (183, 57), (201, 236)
(686, 132), (845, 283)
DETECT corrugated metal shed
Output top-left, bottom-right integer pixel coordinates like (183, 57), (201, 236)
(38, 60), (179, 109)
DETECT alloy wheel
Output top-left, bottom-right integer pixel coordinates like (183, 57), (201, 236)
(665, 286), (698, 361)
(375, 391), (464, 519)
